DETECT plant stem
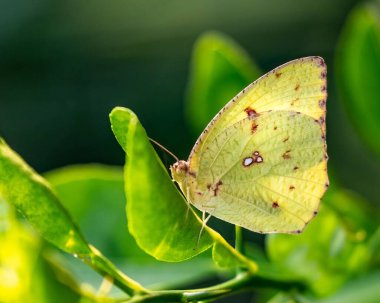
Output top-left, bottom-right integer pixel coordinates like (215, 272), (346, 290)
(235, 225), (243, 254)
(122, 271), (306, 303)
(235, 225), (245, 275)
(87, 245), (149, 296)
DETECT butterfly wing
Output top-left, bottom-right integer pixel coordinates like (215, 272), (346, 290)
(186, 57), (327, 233)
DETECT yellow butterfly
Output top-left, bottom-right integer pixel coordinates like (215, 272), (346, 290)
(170, 57), (328, 234)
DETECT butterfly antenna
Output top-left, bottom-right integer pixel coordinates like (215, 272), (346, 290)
(149, 138), (179, 162)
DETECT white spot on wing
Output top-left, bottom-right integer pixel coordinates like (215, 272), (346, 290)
(243, 157), (254, 167)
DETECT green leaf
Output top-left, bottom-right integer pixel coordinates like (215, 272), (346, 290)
(323, 188), (380, 236)
(0, 198), (41, 302)
(45, 164), (218, 289)
(0, 139), (146, 295)
(368, 226), (380, 266)
(35, 254), (84, 303)
(110, 107), (213, 261)
(185, 31), (261, 135)
(266, 292), (312, 303)
(336, 4), (380, 156)
(110, 107), (257, 271)
(266, 189), (374, 296)
(0, 198), (83, 303)
(0, 139), (90, 255)
(45, 164), (143, 260)
(319, 271), (380, 303)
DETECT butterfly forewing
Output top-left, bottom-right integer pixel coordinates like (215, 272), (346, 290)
(183, 57), (328, 233)
(189, 57), (327, 166)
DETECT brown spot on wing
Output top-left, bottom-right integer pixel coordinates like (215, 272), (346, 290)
(294, 84), (300, 91)
(290, 98), (299, 106)
(293, 166), (299, 170)
(244, 107), (258, 118)
(283, 137), (289, 142)
(289, 185), (295, 190)
(272, 202), (279, 208)
(275, 72), (282, 78)
(316, 57), (326, 67)
(252, 151), (264, 164)
(282, 150), (291, 160)
(213, 180), (223, 196)
(255, 156), (263, 163)
(251, 121), (258, 134)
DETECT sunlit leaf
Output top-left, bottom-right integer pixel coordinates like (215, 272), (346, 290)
(110, 107), (213, 261)
(0, 139), (146, 295)
(0, 139), (90, 255)
(0, 198), (87, 302)
(186, 31), (261, 135)
(110, 107), (257, 271)
(0, 199), (40, 302)
(46, 164), (218, 289)
(45, 165), (141, 260)
(336, 4), (380, 156)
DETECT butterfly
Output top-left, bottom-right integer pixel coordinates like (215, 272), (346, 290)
(170, 57), (328, 234)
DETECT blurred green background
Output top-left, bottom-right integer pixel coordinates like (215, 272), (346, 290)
(1, 0), (377, 196)
(2, 0), (380, 302)
(1, 0), (379, 202)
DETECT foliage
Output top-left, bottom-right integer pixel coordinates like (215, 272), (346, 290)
(185, 31), (261, 135)
(335, 3), (380, 157)
(1, 3), (380, 303)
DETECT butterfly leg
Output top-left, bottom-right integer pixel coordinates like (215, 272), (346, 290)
(184, 186), (192, 220)
(195, 206), (215, 250)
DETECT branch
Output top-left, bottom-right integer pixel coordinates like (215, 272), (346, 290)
(122, 271), (306, 303)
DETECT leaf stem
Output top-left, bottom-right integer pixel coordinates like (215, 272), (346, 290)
(235, 225), (243, 254)
(122, 271), (306, 303)
(85, 245), (149, 296)
(235, 225), (244, 274)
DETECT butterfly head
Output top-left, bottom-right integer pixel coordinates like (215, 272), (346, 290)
(170, 160), (189, 183)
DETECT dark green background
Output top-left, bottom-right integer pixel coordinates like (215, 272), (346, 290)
(1, 0), (379, 204)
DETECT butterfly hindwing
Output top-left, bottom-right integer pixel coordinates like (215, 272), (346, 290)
(188, 111), (326, 233)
